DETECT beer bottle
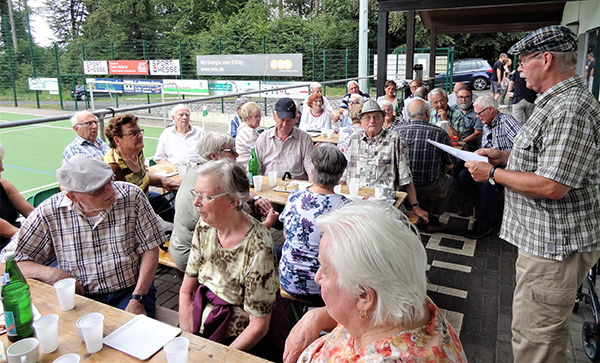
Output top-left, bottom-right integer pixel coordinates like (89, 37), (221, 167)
(1, 251), (34, 342)
(248, 148), (260, 187)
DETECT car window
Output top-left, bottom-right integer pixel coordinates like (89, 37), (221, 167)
(458, 62), (473, 71)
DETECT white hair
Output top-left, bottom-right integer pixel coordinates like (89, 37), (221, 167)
(474, 95), (498, 110)
(316, 201), (427, 327)
(429, 88), (447, 99)
(310, 82), (322, 92)
(347, 80), (359, 89)
(349, 94), (363, 103)
(378, 100), (393, 109)
(406, 99), (430, 119)
(70, 111), (92, 127)
(170, 104), (190, 118)
(197, 159), (249, 211)
(198, 132), (234, 163)
(550, 51), (577, 74)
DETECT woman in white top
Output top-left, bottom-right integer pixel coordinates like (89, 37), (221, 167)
(235, 102), (261, 168)
(376, 80), (402, 116)
(299, 94), (332, 131)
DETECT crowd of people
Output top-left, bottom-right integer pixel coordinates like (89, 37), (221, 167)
(3, 25), (599, 363)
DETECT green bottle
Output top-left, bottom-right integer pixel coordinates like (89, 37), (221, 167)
(1, 251), (34, 342)
(248, 148), (260, 187)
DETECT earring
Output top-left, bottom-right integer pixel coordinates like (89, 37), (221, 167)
(359, 310), (367, 320)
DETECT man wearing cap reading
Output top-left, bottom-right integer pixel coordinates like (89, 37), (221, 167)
(63, 110), (110, 160)
(255, 98), (313, 180)
(2, 154), (165, 318)
(466, 26), (600, 362)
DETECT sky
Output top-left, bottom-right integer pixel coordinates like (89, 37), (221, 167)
(29, 0), (57, 47)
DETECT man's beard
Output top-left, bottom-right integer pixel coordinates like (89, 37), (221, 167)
(458, 101), (472, 110)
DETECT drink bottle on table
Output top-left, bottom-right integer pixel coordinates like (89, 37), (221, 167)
(1, 251), (34, 342)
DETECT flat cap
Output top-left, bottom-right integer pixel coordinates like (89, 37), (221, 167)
(56, 154), (113, 193)
(358, 99), (386, 119)
(508, 25), (577, 55)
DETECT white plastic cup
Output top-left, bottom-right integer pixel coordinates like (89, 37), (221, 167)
(78, 312), (104, 353)
(333, 185), (342, 194)
(178, 163), (189, 180)
(33, 314), (59, 354)
(53, 354), (81, 363)
(164, 337), (189, 363)
(75, 315), (85, 341)
(253, 175), (263, 192)
(6, 337), (40, 363)
(268, 171), (278, 187)
(54, 277), (76, 311)
(320, 128), (327, 137)
(349, 183), (359, 198)
(326, 129), (334, 139)
(437, 120), (449, 132)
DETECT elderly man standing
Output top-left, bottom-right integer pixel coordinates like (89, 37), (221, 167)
(394, 99), (455, 233)
(3, 154), (164, 317)
(154, 104), (205, 166)
(341, 99), (428, 222)
(338, 80), (370, 115)
(466, 26), (600, 363)
(255, 98), (313, 180)
(63, 111), (110, 160)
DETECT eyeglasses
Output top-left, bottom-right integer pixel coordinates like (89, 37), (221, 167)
(190, 189), (228, 203)
(76, 120), (98, 127)
(361, 115), (382, 121)
(221, 148), (237, 155)
(121, 129), (144, 137)
(87, 177), (115, 197)
(348, 101), (358, 105)
(457, 95), (472, 100)
(475, 108), (489, 117)
(518, 52), (542, 67)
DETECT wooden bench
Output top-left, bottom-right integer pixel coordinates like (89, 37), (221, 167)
(155, 305), (179, 327)
(158, 240), (178, 269)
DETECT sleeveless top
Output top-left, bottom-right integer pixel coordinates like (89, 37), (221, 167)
(0, 181), (20, 249)
(103, 149), (150, 194)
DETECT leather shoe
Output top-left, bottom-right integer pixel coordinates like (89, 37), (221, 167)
(466, 223), (492, 239)
(426, 223), (447, 233)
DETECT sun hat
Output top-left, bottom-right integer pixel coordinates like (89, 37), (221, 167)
(56, 154), (113, 193)
(508, 25), (578, 55)
(274, 98), (297, 119)
(358, 99), (386, 119)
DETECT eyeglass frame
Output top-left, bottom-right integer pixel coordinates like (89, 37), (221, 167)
(475, 108), (490, 117)
(121, 129), (144, 137)
(189, 189), (228, 203)
(87, 176), (115, 197)
(221, 148), (237, 155)
(518, 52), (543, 67)
(76, 120), (99, 127)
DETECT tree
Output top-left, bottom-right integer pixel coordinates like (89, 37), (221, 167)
(43, 0), (85, 45)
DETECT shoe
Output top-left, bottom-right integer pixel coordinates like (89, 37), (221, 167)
(456, 204), (470, 217)
(426, 223), (447, 234)
(466, 223), (492, 239)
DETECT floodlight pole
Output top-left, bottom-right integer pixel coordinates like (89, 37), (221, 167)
(358, 0), (368, 92)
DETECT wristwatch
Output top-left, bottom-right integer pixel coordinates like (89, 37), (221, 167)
(488, 165), (505, 186)
(130, 294), (147, 305)
(253, 195), (262, 202)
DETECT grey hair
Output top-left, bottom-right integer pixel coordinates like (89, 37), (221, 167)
(310, 82), (322, 92)
(316, 201), (427, 327)
(198, 132), (234, 164)
(235, 97), (250, 111)
(70, 111), (93, 126)
(406, 100), (430, 119)
(378, 100), (393, 109)
(311, 144), (347, 188)
(239, 102), (261, 122)
(414, 87), (429, 99)
(549, 51), (577, 73)
(347, 80), (359, 89)
(474, 95), (498, 110)
(0, 143), (4, 160)
(349, 94), (363, 103)
(429, 88), (447, 99)
(170, 104), (190, 118)
(196, 159), (249, 211)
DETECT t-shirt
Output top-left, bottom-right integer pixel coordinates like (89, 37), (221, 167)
(491, 60), (504, 82)
(587, 59), (596, 81)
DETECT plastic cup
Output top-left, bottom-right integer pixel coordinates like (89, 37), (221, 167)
(33, 314), (59, 353)
(53, 354), (81, 363)
(349, 183), (359, 198)
(320, 128), (327, 137)
(268, 171), (278, 187)
(6, 337), (39, 363)
(333, 185), (341, 194)
(178, 163), (188, 180)
(326, 129), (334, 138)
(164, 337), (189, 363)
(75, 315), (85, 341)
(253, 175), (263, 192)
(78, 313), (104, 354)
(54, 277), (76, 311)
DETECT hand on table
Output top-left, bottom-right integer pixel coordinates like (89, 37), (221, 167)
(161, 177), (181, 191)
(413, 206), (429, 223)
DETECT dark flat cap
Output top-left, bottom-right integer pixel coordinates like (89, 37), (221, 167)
(508, 25), (577, 55)
(274, 98), (297, 119)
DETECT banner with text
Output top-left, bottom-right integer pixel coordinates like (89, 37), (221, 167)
(123, 80), (163, 94)
(260, 81), (310, 99)
(83, 61), (109, 75)
(162, 79), (209, 96)
(208, 80), (261, 97)
(86, 78), (123, 93)
(149, 60), (180, 76)
(109, 60), (149, 75)
(28, 78), (59, 91)
(196, 54), (303, 76)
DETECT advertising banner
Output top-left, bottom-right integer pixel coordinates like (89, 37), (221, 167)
(108, 60), (149, 75)
(208, 80), (260, 97)
(123, 79), (163, 94)
(86, 78), (123, 93)
(149, 60), (180, 76)
(260, 81), (310, 99)
(83, 61), (109, 75)
(162, 79), (209, 96)
(28, 78), (59, 91)
(196, 54), (303, 76)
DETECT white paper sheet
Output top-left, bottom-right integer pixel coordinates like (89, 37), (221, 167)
(427, 139), (489, 163)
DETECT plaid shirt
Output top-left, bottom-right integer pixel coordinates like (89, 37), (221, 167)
(429, 105), (461, 130)
(394, 120), (455, 187)
(500, 76), (600, 260)
(3, 182), (165, 294)
(341, 128), (412, 190)
(482, 112), (522, 151)
(453, 106), (484, 142)
(63, 135), (110, 160)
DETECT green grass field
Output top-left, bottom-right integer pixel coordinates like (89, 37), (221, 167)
(0, 112), (164, 198)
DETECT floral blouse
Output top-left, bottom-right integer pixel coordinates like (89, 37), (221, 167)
(298, 299), (467, 363)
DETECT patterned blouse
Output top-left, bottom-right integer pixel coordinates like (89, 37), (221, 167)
(298, 299), (467, 363)
(185, 215), (279, 337)
(279, 189), (348, 297)
(103, 149), (150, 194)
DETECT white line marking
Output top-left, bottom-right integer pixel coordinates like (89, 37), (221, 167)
(20, 182), (60, 195)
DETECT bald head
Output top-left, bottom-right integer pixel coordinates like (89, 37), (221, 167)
(406, 99), (430, 121)
(414, 87), (429, 100)
(453, 82), (466, 94)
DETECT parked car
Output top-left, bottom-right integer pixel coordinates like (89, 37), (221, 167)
(435, 58), (492, 91)
(70, 85), (112, 101)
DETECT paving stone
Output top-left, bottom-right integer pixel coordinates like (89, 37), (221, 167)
(495, 341), (514, 363)
(473, 346), (495, 363)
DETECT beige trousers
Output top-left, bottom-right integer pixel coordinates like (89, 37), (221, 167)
(512, 248), (600, 363)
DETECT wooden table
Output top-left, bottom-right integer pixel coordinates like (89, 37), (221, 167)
(0, 279), (270, 362)
(311, 133), (339, 144)
(251, 177), (407, 209)
(148, 164), (181, 182)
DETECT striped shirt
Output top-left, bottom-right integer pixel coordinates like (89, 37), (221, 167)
(500, 76), (600, 260)
(63, 135), (110, 160)
(3, 182), (165, 294)
(482, 112), (521, 151)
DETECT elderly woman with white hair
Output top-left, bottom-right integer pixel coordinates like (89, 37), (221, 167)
(378, 99), (404, 130)
(179, 160), (289, 360)
(236, 101), (262, 167)
(169, 132), (275, 272)
(339, 93), (363, 128)
(0, 144), (34, 249)
(154, 104), (205, 166)
(284, 201), (467, 363)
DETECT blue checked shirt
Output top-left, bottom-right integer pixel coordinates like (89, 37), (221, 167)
(500, 76), (600, 260)
(63, 135), (110, 160)
(482, 112), (522, 151)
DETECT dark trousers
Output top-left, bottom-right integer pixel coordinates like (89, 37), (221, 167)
(87, 283), (157, 318)
(415, 174), (455, 217)
(457, 168), (497, 225)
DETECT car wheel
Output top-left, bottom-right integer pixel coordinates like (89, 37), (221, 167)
(80, 94), (86, 101)
(472, 77), (488, 91)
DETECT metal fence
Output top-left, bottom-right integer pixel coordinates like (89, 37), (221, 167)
(0, 13), (454, 110)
